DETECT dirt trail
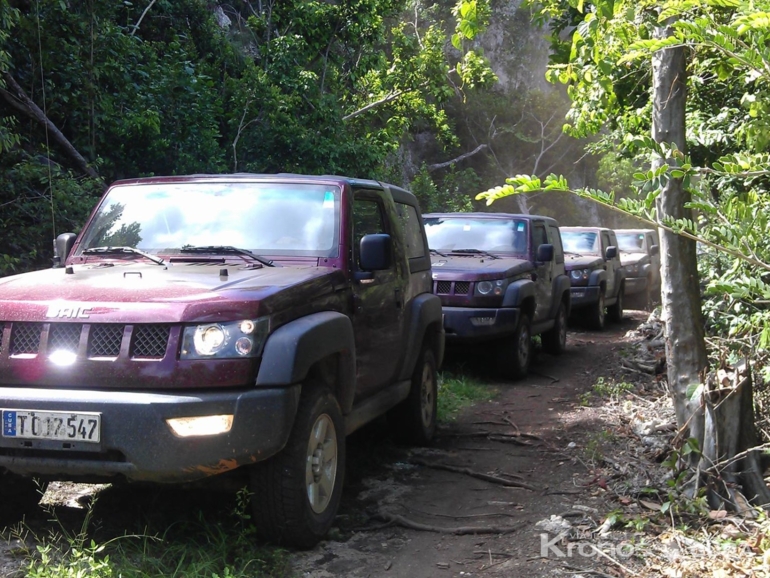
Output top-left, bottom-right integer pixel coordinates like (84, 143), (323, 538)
(0, 311), (649, 578)
(291, 311), (649, 578)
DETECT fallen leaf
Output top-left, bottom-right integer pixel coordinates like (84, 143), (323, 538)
(708, 509), (727, 520)
(639, 499), (662, 511)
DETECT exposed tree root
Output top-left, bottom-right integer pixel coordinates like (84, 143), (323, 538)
(370, 512), (525, 535)
(410, 458), (536, 490)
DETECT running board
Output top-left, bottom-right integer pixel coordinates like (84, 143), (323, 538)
(344, 380), (411, 435)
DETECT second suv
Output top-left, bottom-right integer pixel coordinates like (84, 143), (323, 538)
(560, 226), (626, 329)
(423, 213), (570, 379)
(615, 228), (661, 309)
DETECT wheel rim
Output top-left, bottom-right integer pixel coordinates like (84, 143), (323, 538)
(305, 413), (338, 514)
(518, 323), (530, 366)
(420, 360), (436, 428)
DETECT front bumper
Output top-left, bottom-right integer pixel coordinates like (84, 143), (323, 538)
(623, 276), (648, 295)
(443, 307), (520, 343)
(569, 286), (602, 309)
(0, 385), (300, 483)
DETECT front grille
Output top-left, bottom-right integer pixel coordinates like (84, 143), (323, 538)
(434, 281), (472, 296)
(89, 325), (124, 357)
(10, 323), (43, 355)
(454, 281), (471, 295)
(131, 325), (170, 358)
(2, 322), (171, 361)
(49, 323), (82, 352)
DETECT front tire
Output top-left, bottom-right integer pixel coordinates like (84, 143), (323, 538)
(608, 283), (624, 322)
(250, 386), (345, 549)
(0, 470), (47, 519)
(388, 344), (437, 445)
(542, 300), (567, 355)
(496, 313), (531, 380)
(587, 289), (606, 330)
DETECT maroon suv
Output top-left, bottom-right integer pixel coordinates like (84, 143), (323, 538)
(0, 174), (444, 548)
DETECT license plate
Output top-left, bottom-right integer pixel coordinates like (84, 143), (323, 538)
(2, 410), (101, 443)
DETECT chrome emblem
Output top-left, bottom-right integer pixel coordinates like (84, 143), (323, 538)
(46, 305), (93, 319)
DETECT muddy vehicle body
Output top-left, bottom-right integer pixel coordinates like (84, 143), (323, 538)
(0, 173), (444, 548)
(423, 213), (570, 379)
(560, 226), (626, 329)
(614, 228), (661, 309)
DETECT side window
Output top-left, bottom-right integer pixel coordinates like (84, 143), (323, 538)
(353, 198), (387, 268)
(532, 224), (548, 249)
(601, 232), (612, 253)
(396, 203), (427, 259)
(547, 225), (564, 264)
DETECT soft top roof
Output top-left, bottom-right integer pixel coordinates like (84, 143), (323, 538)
(560, 226), (614, 233)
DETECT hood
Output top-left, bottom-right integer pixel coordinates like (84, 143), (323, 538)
(620, 251), (649, 266)
(429, 254), (533, 281)
(0, 262), (344, 324)
(564, 253), (603, 270)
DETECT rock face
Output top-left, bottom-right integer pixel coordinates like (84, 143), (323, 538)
(478, 0), (554, 95)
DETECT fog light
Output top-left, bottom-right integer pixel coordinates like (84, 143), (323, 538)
(50, 349), (77, 366)
(166, 415), (234, 437)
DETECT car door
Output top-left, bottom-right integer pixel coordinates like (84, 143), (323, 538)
(350, 190), (406, 399)
(531, 221), (554, 323)
(646, 231), (661, 288)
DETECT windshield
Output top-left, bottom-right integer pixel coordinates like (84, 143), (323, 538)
(423, 217), (529, 254)
(616, 233), (646, 252)
(76, 182), (341, 258)
(561, 231), (599, 254)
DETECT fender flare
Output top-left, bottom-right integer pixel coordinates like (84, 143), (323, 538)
(502, 279), (536, 309)
(548, 275), (571, 318)
(256, 311), (356, 412)
(398, 293), (444, 381)
(588, 269), (607, 288)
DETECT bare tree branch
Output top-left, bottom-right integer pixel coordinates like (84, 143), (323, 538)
(427, 144), (488, 172)
(130, 0), (158, 37)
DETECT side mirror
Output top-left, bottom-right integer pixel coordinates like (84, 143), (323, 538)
(359, 234), (392, 272)
(53, 233), (77, 268)
(536, 244), (554, 262)
(605, 246), (618, 260)
(650, 244), (660, 256)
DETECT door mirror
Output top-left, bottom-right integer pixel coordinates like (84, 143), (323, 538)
(53, 233), (77, 268)
(650, 244), (660, 256)
(359, 234), (392, 271)
(536, 243), (554, 262)
(605, 246), (618, 260)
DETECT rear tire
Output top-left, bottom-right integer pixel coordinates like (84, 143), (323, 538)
(496, 313), (531, 380)
(542, 301), (567, 355)
(250, 386), (345, 549)
(608, 283), (624, 322)
(388, 344), (437, 445)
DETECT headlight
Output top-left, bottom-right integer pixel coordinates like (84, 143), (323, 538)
(569, 268), (590, 282)
(181, 318), (269, 359)
(475, 279), (508, 296)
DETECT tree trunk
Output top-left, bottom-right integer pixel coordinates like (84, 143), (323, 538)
(653, 20), (770, 507)
(652, 20), (708, 435)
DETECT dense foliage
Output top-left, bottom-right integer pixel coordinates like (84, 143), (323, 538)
(0, 0), (498, 274)
(478, 0), (770, 373)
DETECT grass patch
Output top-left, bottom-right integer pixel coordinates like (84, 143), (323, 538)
(6, 490), (293, 578)
(437, 372), (494, 423)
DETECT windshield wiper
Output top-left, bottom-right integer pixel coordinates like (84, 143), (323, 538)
(450, 248), (499, 260)
(82, 246), (165, 266)
(430, 248), (447, 257)
(179, 246), (276, 267)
